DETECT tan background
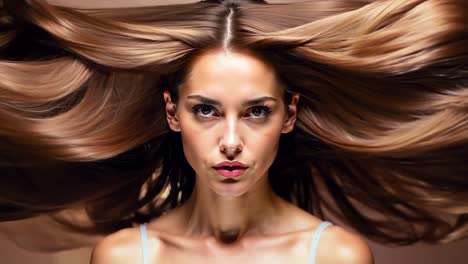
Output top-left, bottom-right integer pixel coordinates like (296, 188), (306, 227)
(1, 0), (467, 263)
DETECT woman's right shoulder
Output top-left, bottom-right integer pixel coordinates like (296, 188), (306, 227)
(90, 225), (162, 264)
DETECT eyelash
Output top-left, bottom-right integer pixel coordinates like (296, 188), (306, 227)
(191, 104), (272, 120)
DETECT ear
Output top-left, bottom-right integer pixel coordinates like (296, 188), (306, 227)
(281, 93), (300, 134)
(163, 90), (181, 132)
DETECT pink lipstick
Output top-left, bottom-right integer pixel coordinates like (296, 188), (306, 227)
(214, 168), (246, 178)
(212, 161), (248, 178)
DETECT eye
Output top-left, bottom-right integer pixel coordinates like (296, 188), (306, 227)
(246, 106), (272, 119)
(192, 104), (217, 118)
(191, 104), (273, 120)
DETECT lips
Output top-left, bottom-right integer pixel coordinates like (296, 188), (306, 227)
(212, 161), (248, 169)
(215, 166), (245, 171)
(214, 167), (246, 178)
(213, 161), (248, 178)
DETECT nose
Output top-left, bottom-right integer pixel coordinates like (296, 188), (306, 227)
(219, 116), (243, 159)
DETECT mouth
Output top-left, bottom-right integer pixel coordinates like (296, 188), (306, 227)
(213, 167), (247, 178)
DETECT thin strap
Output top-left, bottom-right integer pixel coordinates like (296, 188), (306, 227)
(139, 224), (149, 264)
(309, 221), (333, 264)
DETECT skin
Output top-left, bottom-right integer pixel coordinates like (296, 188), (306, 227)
(91, 48), (374, 263)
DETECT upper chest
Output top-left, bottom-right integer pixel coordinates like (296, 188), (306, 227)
(152, 230), (317, 264)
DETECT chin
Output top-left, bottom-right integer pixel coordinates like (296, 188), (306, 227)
(211, 182), (248, 199)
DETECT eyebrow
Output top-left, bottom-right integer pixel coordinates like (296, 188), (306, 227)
(186, 95), (277, 106)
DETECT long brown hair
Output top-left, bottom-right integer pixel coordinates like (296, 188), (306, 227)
(1, 0), (467, 245)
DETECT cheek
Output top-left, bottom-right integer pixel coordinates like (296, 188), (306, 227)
(178, 119), (209, 170)
(248, 125), (282, 165)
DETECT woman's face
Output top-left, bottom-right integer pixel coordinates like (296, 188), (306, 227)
(164, 49), (299, 197)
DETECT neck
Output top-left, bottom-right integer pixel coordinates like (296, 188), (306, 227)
(179, 174), (284, 244)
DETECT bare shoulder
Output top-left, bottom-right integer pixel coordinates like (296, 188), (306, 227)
(317, 225), (374, 264)
(90, 225), (162, 264)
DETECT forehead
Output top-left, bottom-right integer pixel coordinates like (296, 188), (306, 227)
(181, 49), (283, 98)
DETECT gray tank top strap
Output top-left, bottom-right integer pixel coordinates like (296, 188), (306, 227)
(309, 221), (333, 264)
(139, 223), (149, 264)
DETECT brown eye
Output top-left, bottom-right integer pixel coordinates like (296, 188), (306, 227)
(252, 108), (262, 116)
(247, 106), (272, 119)
(192, 104), (217, 118)
(200, 106), (212, 115)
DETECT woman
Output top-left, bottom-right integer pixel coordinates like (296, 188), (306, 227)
(0, 0), (467, 263)
(90, 47), (373, 263)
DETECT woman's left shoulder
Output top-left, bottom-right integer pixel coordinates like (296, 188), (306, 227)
(317, 224), (374, 264)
